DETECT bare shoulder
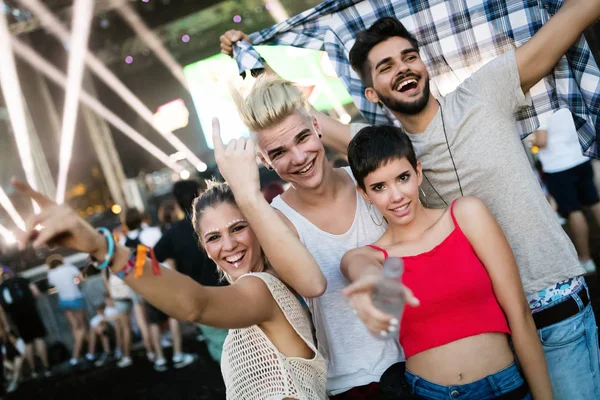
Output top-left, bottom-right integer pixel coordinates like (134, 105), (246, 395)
(452, 196), (494, 231)
(234, 273), (275, 295)
(232, 274), (278, 310)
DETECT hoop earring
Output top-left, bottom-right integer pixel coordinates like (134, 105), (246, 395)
(419, 186), (428, 207)
(367, 202), (384, 227)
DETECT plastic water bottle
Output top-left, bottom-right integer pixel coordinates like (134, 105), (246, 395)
(371, 257), (405, 317)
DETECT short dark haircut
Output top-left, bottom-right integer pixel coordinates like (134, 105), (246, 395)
(124, 208), (143, 231)
(173, 180), (202, 215)
(347, 125), (418, 190)
(350, 17), (420, 86)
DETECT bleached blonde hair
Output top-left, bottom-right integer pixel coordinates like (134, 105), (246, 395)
(230, 74), (312, 134)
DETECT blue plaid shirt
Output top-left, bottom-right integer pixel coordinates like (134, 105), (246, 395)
(233, 0), (599, 157)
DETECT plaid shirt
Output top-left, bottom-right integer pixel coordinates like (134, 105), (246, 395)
(233, 0), (600, 157)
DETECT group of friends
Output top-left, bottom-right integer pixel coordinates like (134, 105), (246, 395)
(8, 0), (600, 398)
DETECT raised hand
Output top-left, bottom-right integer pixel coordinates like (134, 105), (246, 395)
(220, 29), (251, 57)
(212, 117), (262, 202)
(11, 179), (106, 258)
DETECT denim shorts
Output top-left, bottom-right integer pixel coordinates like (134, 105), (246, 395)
(114, 299), (133, 314)
(536, 284), (600, 399)
(59, 297), (85, 310)
(405, 363), (531, 400)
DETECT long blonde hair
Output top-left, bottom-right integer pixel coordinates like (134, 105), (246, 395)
(230, 74), (312, 134)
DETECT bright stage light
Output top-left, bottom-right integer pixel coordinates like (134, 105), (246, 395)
(0, 186), (25, 231)
(0, 224), (16, 245)
(196, 163), (208, 173)
(19, 0), (204, 172)
(111, 204), (122, 215)
(115, 1), (188, 89)
(55, 0), (94, 204)
(153, 99), (189, 132)
(179, 170), (190, 180)
(0, 0), (38, 211)
(11, 38), (183, 173)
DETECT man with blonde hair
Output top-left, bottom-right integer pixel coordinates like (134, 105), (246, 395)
(215, 74), (402, 399)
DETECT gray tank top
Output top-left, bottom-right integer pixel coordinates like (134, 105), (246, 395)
(271, 167), (402, 395)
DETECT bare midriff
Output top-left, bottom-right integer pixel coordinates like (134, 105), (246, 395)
(406, 333), (514, 385)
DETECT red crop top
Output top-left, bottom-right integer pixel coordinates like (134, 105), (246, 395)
(368, 201), (510, 358)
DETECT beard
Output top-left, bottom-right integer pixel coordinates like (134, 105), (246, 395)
(376, 78), (431, 115)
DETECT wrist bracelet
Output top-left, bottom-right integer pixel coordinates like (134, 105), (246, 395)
(115, 255), (136, 280)
(114, 245), (162, 280)
(90, 228), (114, 270)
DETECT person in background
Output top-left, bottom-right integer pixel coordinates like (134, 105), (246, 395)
(88, 294), (120, 367)
(119, 209), (157, 363)
(158, 201), (181, 234)
(46, 254), (87, 367)
(121, 208), (197, 372)
(529, 109), (600, 274)
(102, 260), (134, 368)
(2, 330), (25, 393)
(261, 181), (285, 204)
(154, 180), (229, 363)
(0, 301), (24, 394)
(0, 267), (50, 378)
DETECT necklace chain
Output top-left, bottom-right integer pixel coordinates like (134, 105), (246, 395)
(421, 99), (464, 207)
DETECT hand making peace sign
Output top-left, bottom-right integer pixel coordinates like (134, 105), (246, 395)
(212, 117), (262, 202)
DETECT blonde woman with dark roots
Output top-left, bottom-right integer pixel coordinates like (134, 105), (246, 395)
(10, 122), (327, 400)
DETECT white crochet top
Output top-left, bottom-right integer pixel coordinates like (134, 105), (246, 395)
(221, 272), (327, 400)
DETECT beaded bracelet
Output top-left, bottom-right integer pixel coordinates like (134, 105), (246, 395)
(89, 228), (115, 270)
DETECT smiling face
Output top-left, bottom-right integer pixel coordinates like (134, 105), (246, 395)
(255, 111), (328, 190)
(360, 157), (423, 225)
(199, 202), (264, 282)
(365, 36), (431, 115)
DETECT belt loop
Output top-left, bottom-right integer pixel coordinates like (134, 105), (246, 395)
(572, 289), (585, 311)
(487, 373), (500, 397)
(408, 372), (419, 393)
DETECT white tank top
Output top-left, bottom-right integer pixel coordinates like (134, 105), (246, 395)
(221, 272), (327, 400)
(271, 167), (402, 395)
